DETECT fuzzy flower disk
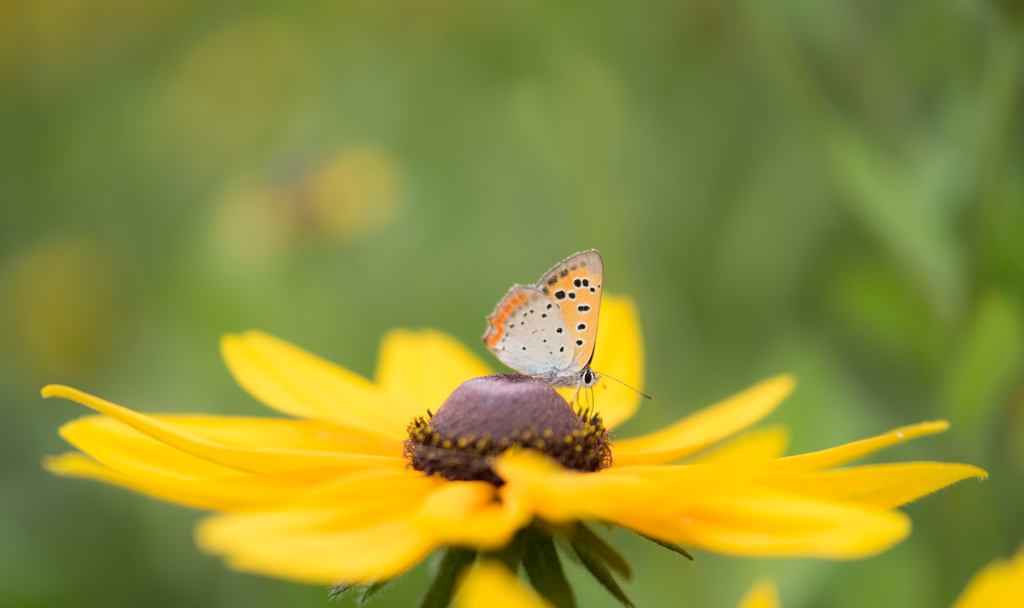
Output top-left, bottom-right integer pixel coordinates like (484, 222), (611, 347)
(42, 294), (985, 588)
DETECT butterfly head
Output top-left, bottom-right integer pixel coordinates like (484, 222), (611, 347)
(582, 368), (601, 389)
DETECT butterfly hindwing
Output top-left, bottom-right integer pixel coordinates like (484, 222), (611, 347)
(483, 285), (575, 376)
(535, 250), (603, 371)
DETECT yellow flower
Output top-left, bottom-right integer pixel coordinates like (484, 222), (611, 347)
(42, 295), (985, 606)
(455, 560), (555, 608)
(951, 540), (1024, 608)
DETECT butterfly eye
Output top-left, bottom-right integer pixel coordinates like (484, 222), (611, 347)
(583, 370), (593, 384)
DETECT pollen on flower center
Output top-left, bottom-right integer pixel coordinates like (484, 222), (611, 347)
(403, 374), (611, 485)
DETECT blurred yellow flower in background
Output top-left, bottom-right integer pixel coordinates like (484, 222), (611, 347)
(734, 579), (781, 608)
(210, 144), (404, 266)
(455, 560), (555, 608)
(42, 295), (985, 607)
(951, 541), (1024, 608)
(1, 237), (123, 378)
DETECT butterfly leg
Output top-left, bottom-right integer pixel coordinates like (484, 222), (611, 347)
(569, 380), (582, 409)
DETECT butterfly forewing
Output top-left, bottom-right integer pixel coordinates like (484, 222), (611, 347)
(483, 285), (574, 376)
(535, 250), (603, 371)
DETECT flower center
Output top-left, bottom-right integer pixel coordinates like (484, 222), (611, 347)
(404, 374), (611, 485)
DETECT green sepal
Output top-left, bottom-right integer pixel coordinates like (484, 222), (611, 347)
(633, 530), (695, 561)
(569, 536), (635, 608)
(570, 523), (632, 579)
(522, 528), (577, 608)
(418, 547), (478, 608)
(485, 526), (530, 573)
(327, 583), (352, 601)
(357, 580), (392, 605)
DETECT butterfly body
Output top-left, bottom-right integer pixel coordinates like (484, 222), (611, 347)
(483, 250), (603, 389)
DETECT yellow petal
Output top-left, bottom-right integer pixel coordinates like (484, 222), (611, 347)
(59, 414), (402, 483)
(201, 516), (435, 584)
(415, 481), (531, 550)
(456, 560), (553, 608)
(685, 427), (790, 467)
(554, 295), (645, 428)
(677, 490), (911, 560)
(758, 462), (988, 510)
(60, 416), (245, 481)
(196, 473), (452, 584)
(737, 578), (782, 608)
(66, 411), (401, 458)
(496, 451), (910, 560)
(614, 375), (795, 466)
(221, 331), (410, 437)
(495, 450), (728, 525)
(43, 385), (404, 474)
(766, 421), (950, 472)
(44, 452), (364, 511)
(155, 415), (401, 457)
(952, 541), (1024, 608)
(376, 328), (493, 413)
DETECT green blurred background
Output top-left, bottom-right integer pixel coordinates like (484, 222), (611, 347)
(2, 0), (1023, 606)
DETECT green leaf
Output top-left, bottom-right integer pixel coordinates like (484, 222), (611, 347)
(522, 529), (576, 608)
(418, 548), (477, 608)
(944, 290), (1024, 438)
(569, 536), (635, 608)
(571, 524), (632, 579)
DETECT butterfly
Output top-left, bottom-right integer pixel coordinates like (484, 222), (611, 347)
(482, 250), (605, 392)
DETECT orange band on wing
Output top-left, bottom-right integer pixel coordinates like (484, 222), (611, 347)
(485, 292), (528, 347)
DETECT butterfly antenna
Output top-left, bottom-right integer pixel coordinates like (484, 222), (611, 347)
(590, 369), (653, 400)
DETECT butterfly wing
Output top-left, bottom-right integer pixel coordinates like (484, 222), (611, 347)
(535, 250), (603, 371)
(483, 285), (575, 376)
